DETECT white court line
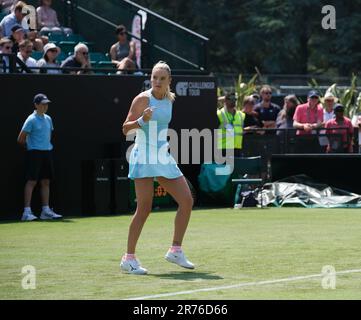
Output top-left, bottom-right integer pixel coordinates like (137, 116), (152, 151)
(126, 269), (361, 300)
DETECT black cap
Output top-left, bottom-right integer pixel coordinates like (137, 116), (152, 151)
(225, 92), (237, 102)
(11, 25), (23, 33)
(33, 94), (51, 105)
(308, 90), (320, 98)
(333, 103), (344, 112)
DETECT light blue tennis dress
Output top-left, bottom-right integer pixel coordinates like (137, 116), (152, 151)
(128, 89), (183, 180)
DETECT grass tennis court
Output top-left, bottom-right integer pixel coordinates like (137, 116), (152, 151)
(1, 207), (361, 300)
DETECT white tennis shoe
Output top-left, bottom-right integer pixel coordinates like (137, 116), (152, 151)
(21, 212), (38, 221)
(165, 250), (195, 269)
(40, 209), (62, 220)
(120, 257), (148, 275)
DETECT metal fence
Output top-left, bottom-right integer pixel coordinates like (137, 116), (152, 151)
(241, 127), (359, 178)
(38, 0), (210, 72)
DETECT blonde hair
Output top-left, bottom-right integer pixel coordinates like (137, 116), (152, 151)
(152, 61), (176, 102)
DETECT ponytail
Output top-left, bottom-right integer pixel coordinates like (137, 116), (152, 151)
(165, 85), (176, 102)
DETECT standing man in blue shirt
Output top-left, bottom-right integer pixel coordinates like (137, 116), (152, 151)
(17, 94), (62, 221)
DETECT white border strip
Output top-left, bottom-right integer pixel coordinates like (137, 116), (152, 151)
(126, 269), (361, 300)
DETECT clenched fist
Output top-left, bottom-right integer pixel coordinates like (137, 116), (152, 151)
(142, 107), (154, 122)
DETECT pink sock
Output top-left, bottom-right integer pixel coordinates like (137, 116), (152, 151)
(124, 253), (136, 261)
(170, 246), (182, 253)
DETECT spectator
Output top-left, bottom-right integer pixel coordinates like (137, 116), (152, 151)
(0, 1), (28, 37)
(251, 92), (260, 104)
(116, 57), (138, 75)
(0, 37), (13, 72)
(9, 24), (24, 53)
(216, 92), (245, 157)
(351, 112), (361, 153)
(17, 38), (37, 72)
(17, 93), (62, 221)
(276, 94), (298, 130)
(27, 29), (44, 51)
(242, 96), (263, 134)
(36, 0), (72, 35)
(254, 85), (281, 130)
(322, 91), (337, 123)
(60, 43), (92, 74)
(37, 42), (61, 74)
(110, 25), (137, 73)
(325, 104), (354, 153)
(293, 90), (324, 135)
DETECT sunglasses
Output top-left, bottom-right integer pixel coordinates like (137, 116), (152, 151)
(81, 52), (89, 55)
(310, 96), (319, 99)
(4, 46), (12, 50)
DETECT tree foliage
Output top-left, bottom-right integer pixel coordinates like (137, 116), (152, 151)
(136, 0), (361, 76)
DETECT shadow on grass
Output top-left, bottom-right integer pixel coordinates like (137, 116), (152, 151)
(38, 219), (75, 223)
(0, 218), (75, 225)
(150, 271), (223, 281)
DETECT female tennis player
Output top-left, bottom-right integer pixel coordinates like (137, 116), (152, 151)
(121, 61), (194, 275)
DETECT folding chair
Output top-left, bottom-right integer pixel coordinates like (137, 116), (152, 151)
(231, 156), (264, 208)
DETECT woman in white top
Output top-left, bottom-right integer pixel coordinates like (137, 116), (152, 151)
(37, 43), (61, 74)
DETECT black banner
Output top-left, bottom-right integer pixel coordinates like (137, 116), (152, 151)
(1, 74), (217, 219)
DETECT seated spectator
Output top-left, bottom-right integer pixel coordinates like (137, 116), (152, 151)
(60, 43), (92, 74)
(0, 1), (48, 51)
(37, 0), (72, 35)
(325, 104), (354, 153)
(0, 37), (13, 72)
(17, 38), (37, 72)
(37, 42), (60, 74)
(1, 0), (18, 13)
(293, 90), (324, 135)
(254, 85), (281, 131)
(110, 25), (137, 73)
(0, 1), (28, 37)
(276, 94), (298, 130)
(116, 56), (138, 75)
(242, 96), (263, 135)
(9, 24), (24, 53)
(27, 29), (44, 51)
(322, 91), (337, 123)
